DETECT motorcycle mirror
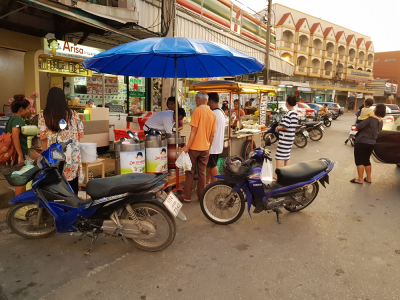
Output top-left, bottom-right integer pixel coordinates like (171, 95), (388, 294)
(59, 119), (67, 130)
(265, 136), (272, 147)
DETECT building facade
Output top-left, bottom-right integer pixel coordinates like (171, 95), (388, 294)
(372, 51), (400, 104)
(256, 3), (375, 107)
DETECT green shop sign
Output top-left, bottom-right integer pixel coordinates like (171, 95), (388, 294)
(129, 91), (145, 97)
(129, 78), (142, 84)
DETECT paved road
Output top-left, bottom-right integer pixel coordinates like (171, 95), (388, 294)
(1, 113), (400, 300)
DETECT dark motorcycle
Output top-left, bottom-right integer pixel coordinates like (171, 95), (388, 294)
(263, 120), (308, 148)
(344, 125), (357, 146)
(300, 121), (324, 141)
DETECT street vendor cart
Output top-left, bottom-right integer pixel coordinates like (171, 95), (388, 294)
(189, 80), (276, 160)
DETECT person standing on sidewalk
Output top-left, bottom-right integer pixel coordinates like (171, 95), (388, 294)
(181, 92), (216, 202)
(274, 96), (298, 178)
(206, 92), (225, 184)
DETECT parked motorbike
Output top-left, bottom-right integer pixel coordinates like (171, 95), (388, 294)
(301, 121), (324, 141)
(344, 125), (357, 146)
(263, 119), (309, 148)
(4, 121), (185, 253)
(320, 113), (332, 127)
(200, 144), (334, 225)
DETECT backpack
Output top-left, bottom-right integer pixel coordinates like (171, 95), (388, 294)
(0, 120), (17, 164)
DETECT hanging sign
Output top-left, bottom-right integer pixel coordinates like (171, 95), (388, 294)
(44, 34), (103, 59)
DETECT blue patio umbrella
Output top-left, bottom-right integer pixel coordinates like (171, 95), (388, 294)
(82, 37), (264, 78)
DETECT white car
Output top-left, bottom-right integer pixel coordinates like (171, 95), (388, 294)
(268, 101), (306, 120)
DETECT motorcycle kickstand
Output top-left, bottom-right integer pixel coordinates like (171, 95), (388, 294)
(272, 207), (282, 224)
(85, 229), (99, 255)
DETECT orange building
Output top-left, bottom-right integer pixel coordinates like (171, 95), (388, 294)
(374, 51), (400, 97)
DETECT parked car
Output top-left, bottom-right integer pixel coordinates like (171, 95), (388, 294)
(307, 103), (323, 115)
(385, 104), (400, 115)
(297, 103), (315, 118)
(370, 105), (391, 115)
(318, 102), (343, 119)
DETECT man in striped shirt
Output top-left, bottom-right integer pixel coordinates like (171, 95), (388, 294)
(275, 96), (298, 177)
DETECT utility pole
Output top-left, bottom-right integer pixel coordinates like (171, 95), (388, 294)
(263, 0), (272, 86)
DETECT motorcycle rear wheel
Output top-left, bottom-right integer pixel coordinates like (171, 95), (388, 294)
(294, 133), (308, 148)
(309, 128), (323, 141)
(324, 119), (332, 127)
(7, 203), (56, 239)
(285, 182), (319, 212)
(120, 202), (176, 252)
(200, 181), (245, 225)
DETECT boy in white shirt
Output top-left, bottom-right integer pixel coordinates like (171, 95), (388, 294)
(206, 93), (226, 184)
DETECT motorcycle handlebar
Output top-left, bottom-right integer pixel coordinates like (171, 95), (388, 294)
(60, 140), (72, 152)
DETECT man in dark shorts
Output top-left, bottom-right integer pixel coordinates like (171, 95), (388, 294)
(206, 93), (226, 184)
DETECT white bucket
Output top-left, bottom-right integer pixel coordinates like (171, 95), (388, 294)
(80, 143), (97, 163)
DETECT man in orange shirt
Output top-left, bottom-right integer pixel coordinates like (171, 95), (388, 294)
(181, 92), (217, 202)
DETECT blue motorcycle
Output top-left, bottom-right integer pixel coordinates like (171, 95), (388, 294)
(200, 145), (334, 225)
(4, 121), (185, 253)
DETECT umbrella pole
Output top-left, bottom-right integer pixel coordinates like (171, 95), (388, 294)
(174, 56), (181, 192)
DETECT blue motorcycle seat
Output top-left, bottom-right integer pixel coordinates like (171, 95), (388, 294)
(276, 160), (327, 186)
(86, 173), (161, 199)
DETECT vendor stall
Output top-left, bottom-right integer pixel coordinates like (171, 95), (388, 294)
(189, 81), (276, 159)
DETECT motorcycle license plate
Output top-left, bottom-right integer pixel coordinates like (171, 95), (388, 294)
(164, 192), (183, 217)
(329, 118), (332, 121)
(320, 126), (324, 131)
(303, 131), (309, 137)
(350, 130), (357, 136)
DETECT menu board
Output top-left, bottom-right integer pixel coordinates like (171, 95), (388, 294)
(259, 95), (268, 124)
(38, 57), (89, 75)
(86, 75), (119, 95)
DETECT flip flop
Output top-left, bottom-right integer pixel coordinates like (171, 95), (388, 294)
(364, 178), (371, 184)
(183, 199), (191, 203)
(350, 179), (363, 184)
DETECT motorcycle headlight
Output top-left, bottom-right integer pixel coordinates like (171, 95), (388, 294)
(51, 148), (66, 161)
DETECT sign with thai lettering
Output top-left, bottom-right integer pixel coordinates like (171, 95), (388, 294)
(345, 69), (372, 82)
(44, 37), (103, 60)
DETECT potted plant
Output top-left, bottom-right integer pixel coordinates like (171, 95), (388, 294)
(344, 104), (349, 112)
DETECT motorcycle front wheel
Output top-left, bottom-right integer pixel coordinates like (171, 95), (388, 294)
(7, 203), (56, 239)
(324, 119), (332, 127)
(120, 202), (176, 252)
(200, 181), (245, 225)
(309, 128), (323, 141)
(294, 133), (308, 148)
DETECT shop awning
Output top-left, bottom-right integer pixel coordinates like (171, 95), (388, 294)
(189, 80), (276, 93)
(17, 0), (135, 40)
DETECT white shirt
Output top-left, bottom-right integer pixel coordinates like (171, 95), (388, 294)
(144, 110), (174, 134)
(210, 108), (225, 154)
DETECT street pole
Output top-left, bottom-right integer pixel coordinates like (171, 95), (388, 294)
(263, 0), (272, 86)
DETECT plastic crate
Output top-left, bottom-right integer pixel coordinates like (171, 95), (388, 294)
(114, 128), (145, 141)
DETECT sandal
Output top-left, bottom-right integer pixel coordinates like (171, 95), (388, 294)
(183, 199), (191, 203)
(364, 178), (371, 184)
(350, 179), (363, 184)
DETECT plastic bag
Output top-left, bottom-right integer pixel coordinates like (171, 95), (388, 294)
(261, 158), (273, 185)
(175, 152), (192, 171)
